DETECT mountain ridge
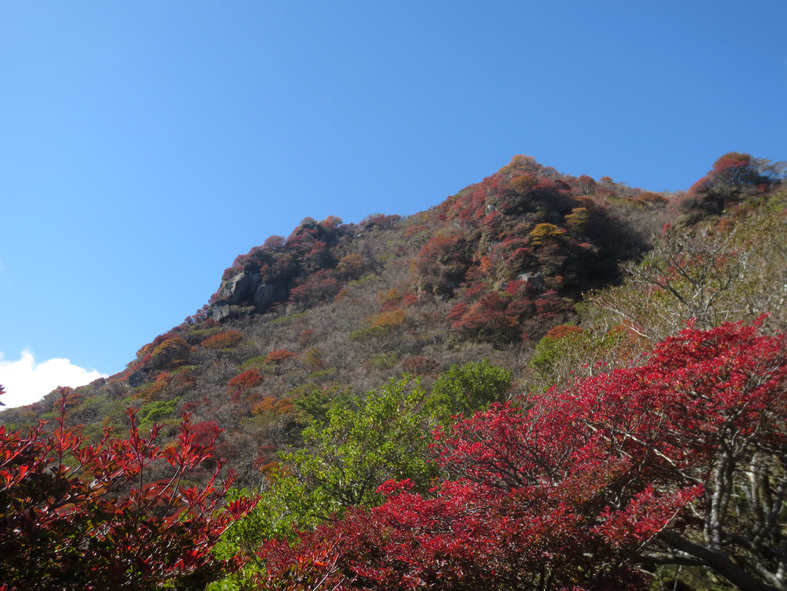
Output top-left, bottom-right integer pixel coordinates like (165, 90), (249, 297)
(2, 153), (783, 493)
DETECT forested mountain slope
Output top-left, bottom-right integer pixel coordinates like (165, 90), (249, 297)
(1, 152), (785, 591)
(3, 154), (784, 481)
(1, 155), (666, 481)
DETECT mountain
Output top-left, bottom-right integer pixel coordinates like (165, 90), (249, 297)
(1, 153), (782, 491)
(2, 152), (785, 591)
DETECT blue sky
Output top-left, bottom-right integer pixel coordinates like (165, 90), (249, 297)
(1, 1), (785, 408)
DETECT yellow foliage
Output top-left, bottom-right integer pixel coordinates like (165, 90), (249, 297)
(565, 207), (590, 234)
(510, 173), (537, 195)
(150, 337), (190, 369)
(366, 309), (406, 330)
(377, 288), (401, 306)
(506, 154), (537, 169)
(529, 223), (565, 245)
(337, 253), (367, 279)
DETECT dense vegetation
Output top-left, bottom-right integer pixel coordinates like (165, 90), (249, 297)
(1, 152), (785, 590)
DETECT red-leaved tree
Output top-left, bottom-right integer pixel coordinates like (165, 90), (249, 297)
(255, 321), (787, 591)
(0, 387), (254, 591)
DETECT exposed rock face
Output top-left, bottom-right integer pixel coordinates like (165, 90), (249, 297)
(254, 283), (279, 309)
(209, 269), (288, 320)
(517, 271), (546, 292)
(223, 271), (261, 305)
(209, 304), (231, 321)
(128, 371), (147, 388)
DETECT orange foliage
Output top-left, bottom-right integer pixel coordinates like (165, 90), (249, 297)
(366, 309), (406, 330)
(543, 324), (584, 340)
(251, 396), (295, 416)
(266, 349), (297, 363)
(135, 372), (173, 402)
(201, 330), (244, 350)
(478, 255), (494, 275)
(402, 224), (429, 239)
(150, 337), (190, 369)
(320, 215), (343, 229)
(633, 192), (669, 206)
(377, 288), (401, 306)
(336, 254), (367, 279)
(377, 288), (403, 311)
(565, 207), (590, 234)
(510, 173), (537, 195)
(256, 460), (281, 474)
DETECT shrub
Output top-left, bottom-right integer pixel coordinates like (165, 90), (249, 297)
(266, 349), (297, 364)
(528, 222), (566, 246)
(201, 330), (244, 350)
(632, 191), (669, 207)
(150, 337), (191, 370)
(367, 353), (398, 371)
(447, 292), (519, 346)
(184, 326), (221, 344)
(366, 309), (406, 330)
(138, 397), (182, 430)
(239, 355), (270, 371)
(401, 356), (440, 376)
(427, 359), (512, 421)
(336, 254), (367, 279)
(510, 172), (537, 195)
(347, 326), (389, 342)
(414, 233), (471, 298)
(303, 348), (326, 370)
(289, 271), (342, 307)
(227, 369), (263, 400)
(257, 322), (787, 591)
(251, 396), (295, 417)
(348, 310), (407, 342)
(291, 383), (353, 425)
(0, 387), (253, 590)
(134, 372), (173, 403)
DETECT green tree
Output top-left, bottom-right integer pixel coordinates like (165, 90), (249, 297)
(210, 376), (441, 590)
(285, 376), (438, 511)
(427, 359), (512, 422)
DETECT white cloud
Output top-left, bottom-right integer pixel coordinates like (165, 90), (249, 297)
(0, 350), (107, 409)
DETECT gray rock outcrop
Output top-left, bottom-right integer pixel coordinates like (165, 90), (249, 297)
(208, 269), (288, 320)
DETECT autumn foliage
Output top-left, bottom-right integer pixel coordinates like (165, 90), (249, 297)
(0, 387), (253, 590)
(253, 321), (787, 590)
(265, 349), (297, 364)
(227, 369), (263, 399)
(149, 336), (190, 369)
(202, 330), (244, 350)
(2, 152), (782, 591)
(683, 152), (782, 216)
(406, 154), (654, 345)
